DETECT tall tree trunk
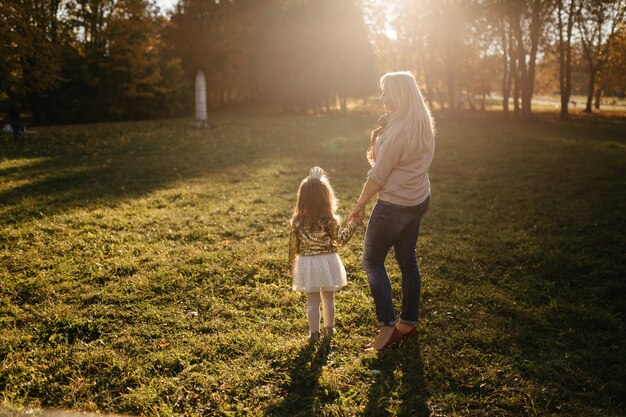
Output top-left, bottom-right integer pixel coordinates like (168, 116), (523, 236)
(577, 0), (622, 114)
(445, 37), (456, 111)
(579, 1), (604, 114)
(50, 0), (61, 43)
(512, 0), (544, 122)
(512, 14), (530, 120)
(558, 0), (568, 119)
(558, 0), (576, 119)
(594, 84), (602, 109)
(508, 23), (519, 115)
(585, 69), (595, 112)
(339, 96), (347, 112)
(513, 65), (520, 115)
(563, 0), (574, 118)
(443, 0), (458, 112)
(501, 22), (510, 114)
(526, 1), (541, 121)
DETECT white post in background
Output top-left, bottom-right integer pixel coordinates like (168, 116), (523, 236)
(195, 70), (207, 128)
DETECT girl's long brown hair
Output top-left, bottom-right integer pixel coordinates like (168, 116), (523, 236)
(292, 175), (338, 229)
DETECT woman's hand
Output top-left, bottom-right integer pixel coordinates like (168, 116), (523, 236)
(349, 178), (382, 226)
(348, 203), (366, 226)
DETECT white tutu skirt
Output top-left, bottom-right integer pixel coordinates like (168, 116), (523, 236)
(292, 252), (347, 292)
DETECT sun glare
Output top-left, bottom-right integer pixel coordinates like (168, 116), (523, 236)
(155, 0), (177, 13)
(385, 25), (398, 40)
(364, 0), (402, 40)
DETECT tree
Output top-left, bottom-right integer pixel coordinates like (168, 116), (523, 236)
(410, 0), (471, 111)
(509, 19), (521, 115)
(0, 0), (186, 124)
(555, 0), (578, 119)
(509, 0), (554, 121)
(576, 0), (624, 112)
(250, 0), (375, 113)
(377, 0), (472, 111)
(500, 16), (514, 113)
(363, 0), (440, 107)
(163, 0), (270, 109)
(367, 0), (438, 107)
(102, 0), (169, 119)
(0, 0), (66, 120)
(482, 0), (521, 114)
(600, 23), (626, 98)
(329, 1), (377, 111)
(53, 0), (185, 122)
(440, 0), (466, 111)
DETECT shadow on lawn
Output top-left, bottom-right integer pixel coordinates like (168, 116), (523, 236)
(0, 119), (280, 224)
(364, 337), (432, 417)
(268, 339), (331, 417)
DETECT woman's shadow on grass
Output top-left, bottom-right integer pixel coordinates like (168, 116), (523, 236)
(364, 336), (432, 417)
(268, 338), (331, 417)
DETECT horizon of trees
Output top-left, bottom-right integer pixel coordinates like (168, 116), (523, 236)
(1, 0), (624, 125)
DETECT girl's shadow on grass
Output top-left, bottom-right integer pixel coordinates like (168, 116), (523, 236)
(364, 337), (432, 417)
(268, 338), (331, 417)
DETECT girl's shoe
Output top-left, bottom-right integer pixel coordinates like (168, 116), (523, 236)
(323, 327), (335, 339)
(308, 332), (320, 343)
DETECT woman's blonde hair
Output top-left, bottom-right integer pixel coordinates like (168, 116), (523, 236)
(292, 167), (338, 228)
(368, 71), (435, 165)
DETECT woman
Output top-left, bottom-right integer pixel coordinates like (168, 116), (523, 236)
(349, 71), (435, 351)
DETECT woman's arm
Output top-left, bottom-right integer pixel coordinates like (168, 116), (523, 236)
(348, 177), (382, 225)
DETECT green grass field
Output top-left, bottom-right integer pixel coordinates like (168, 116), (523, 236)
(1, 110), (625, 416)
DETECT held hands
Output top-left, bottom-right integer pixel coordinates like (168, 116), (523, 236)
(349, 178), (380, 227)
(348, 203), (366, 227)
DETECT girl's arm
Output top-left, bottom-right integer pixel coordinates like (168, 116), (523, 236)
(336, 221), (359, 245)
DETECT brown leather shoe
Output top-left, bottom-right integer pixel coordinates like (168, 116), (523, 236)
(376, 326), (404, 351)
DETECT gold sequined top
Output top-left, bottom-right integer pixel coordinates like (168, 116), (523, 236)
(289, 218), (359, 272)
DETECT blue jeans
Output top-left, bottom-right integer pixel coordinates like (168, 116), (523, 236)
(362, 196), (430, 326)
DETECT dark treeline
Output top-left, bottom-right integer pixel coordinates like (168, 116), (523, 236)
(1, 0), (187, 124)
(0, 0), (376, 124)
(1, 0), (624, 124)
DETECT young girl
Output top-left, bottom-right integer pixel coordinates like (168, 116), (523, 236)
(289, 167), (359, 342)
